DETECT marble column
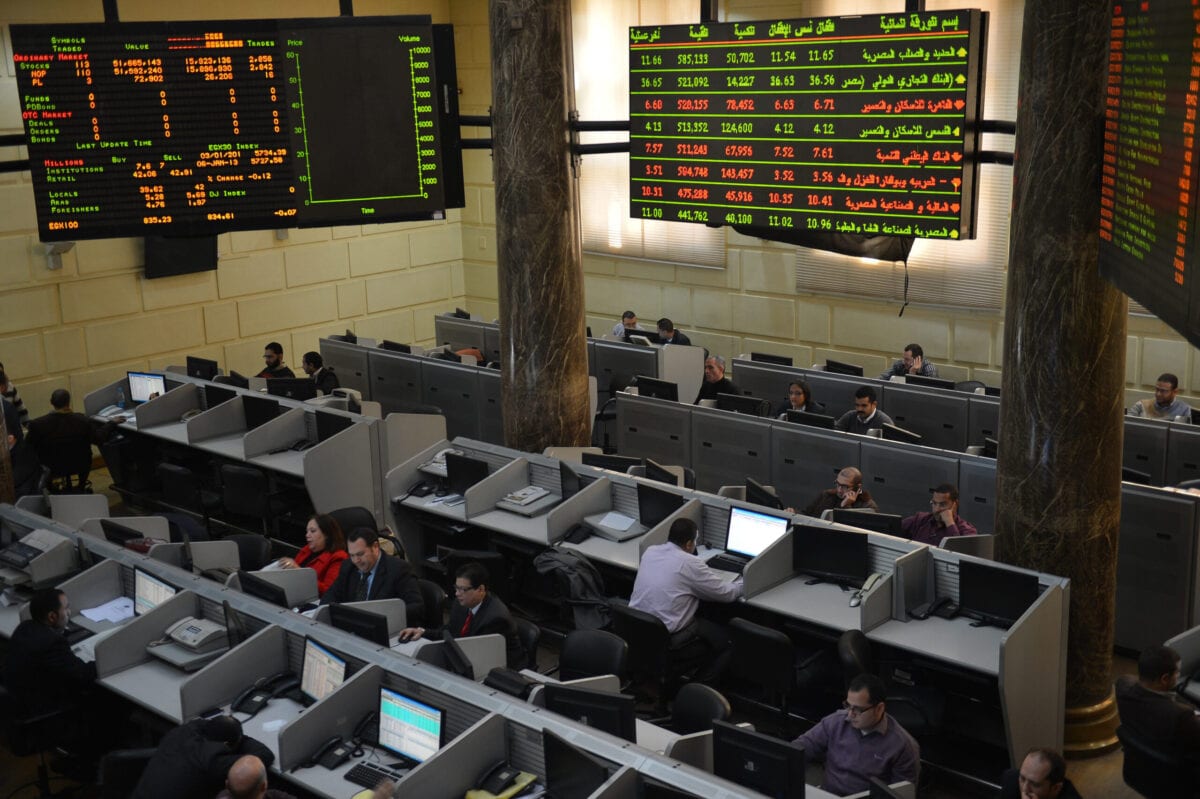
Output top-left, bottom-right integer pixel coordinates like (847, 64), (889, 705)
(998, 0), (1125, 754)
(489, 0), (591, 452)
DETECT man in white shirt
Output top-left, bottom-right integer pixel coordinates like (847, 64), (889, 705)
(629, 518), (743, 683)
(610, 310), (643, 339)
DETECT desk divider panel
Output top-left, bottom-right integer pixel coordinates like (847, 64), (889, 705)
(690, 407), (773, 493)
(659, 344), (704, 405)
(729, 358), (803, 401)
(304, 421), (382, 524)
(83, 377), (129, 415)
(879, 384), (969, 452)
(967, 395), (1000, 445)
(277, 662), (383, 771)
(1123, 417), (1169, 485)
(318, 337), (371, 396)
(134, 382), (201, 429)
(381, 712), (508, 798)
(549, 478), (612, 543)
(421, 359), (481, 440)
(382, 412), (448, 471)
(49, 494), (111, 527)
(418, 633), (507, 681)
(58, 558), (124, 614)
(1166, 423), (1200, 485)
(664, 731), (713, 773)
(595, 767), (641, 798)
(637, 498), (699, 560)
(615, 393), (692, 467)
(769, 424), (861, 511)
(890, 547), (934, 622)
(478, 369), (505, 444)
(187, 393), (249, 442)
(464, 457), (528, 519)
(243, 406), (307, 458)
(367, 348), (424, 412)
(95, 589), (201, 677)
(741, 523), (794, 598)
(860, 573), (893, 632)
(859, 440), (958, 516)
(956, 455), (998, 535)
(999, 583), (1068, 761)
(179, 623), (290, 719)
(191, 540), (241, 572)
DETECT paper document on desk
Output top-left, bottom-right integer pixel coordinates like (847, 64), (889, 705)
(598, 512), (636, 532)
(81, 596), (134, 623)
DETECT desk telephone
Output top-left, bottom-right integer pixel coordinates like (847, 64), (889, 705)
(96, 405), (127, 419)
(231, 670), (301, 718)
(0, 529), (62, 569)
(303, 710), (377, 770)
(162, 616), (228, 654)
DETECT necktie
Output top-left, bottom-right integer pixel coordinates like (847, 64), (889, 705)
(354, 571), (368, 601)
(459, 611), (472, 637)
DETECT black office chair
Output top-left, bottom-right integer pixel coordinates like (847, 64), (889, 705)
(0, 685), (69, 798)
(97, 747), (156, 799)
(417, 578), (448, 629)
(224, 533), (273, 571)
(38, 437), (93, 494)
(557, 629), (629, 683)
(837, 630), (944, 737)
(156, 462), (221, 535)
(514, 618), (542, 672)
(608, 599), (677, 709)
(327, 505), (377, 538)
(725, 617), (835, 734)
(1117, 725), (1200, 797)
(954, 380), (987, 393)
(218, 464), (289, 536)
(648, 682), (732, 734)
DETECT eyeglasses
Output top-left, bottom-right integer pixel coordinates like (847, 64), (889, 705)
(453, 584), (477, 594)
(842, 700), (878, 715)
(835, 482), (857, 491)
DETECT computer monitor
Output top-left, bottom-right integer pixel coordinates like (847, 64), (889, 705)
(712, 720), (806, 799)
(329, 603), (391, 646)
(100, 518), (145, 546)
(716, 392), (770, 416)
(446, 452), (490, 496)
(785, 409), (837, 429)
(983, 437), (999, 458)
(625, 330), (662, 345)
(542, 683), (637, 742)
(127, 371), (167, 404)
(881, 423), (923, 445)
(203, 384), (237, 410)
(315, 410), (354, 442)
(745, 477), (784, 510)
(559, 461), (582, 499)
(1121, 466), (1153, 485)
(581, 452), (641, 473)
(958, 560), (1040, 629)
(242, 394), (281, 430)
(380, 340), (412, 353)
(133, 567), (177, 615)
(984, 385), (1002, 397)
(225, 370), (251, 389)
(186, 356), (219, 381)
(750, 351), (794, 366)
(903, 373), (955, 390)
(641, 781), (701, 799)
(824, 359), (864, 377)
(830, 509), (906, 537)
(377, 687), (444, 764)
(867, 778), (906, 798)
(725, 506), (790, 558)
(300, 637), (347, 704)
(342, 328), (358, 344)
(433, 349), (463, 363)
(637, 482), (685, 528)
(642, 458), (679, 486)
(237, 569), (290, 609)
(266, 377), (318, 401)
(792, 524), (870, 588)
(542, 728), (612, 799)
(635, 375), (679, 402)
(453, 307), (471, 319)
(222, 600), (250, 647)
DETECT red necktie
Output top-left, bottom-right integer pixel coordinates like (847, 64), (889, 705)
(459, 611), (472, 637)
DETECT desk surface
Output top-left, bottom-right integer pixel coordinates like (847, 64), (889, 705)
(100, 659), (186, 723)
(560, 534), (644, 571)
(746, 575), (863, 632)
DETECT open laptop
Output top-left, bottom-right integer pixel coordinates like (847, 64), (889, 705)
(706, 507), (790, 574)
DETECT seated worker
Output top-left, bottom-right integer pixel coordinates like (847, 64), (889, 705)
(0, 361), (29, 428)
(776, 379), (823, 417)
(802, 466), (880, 517)
(1129, 372), (1194, 422)
(792, 673), (920, 796)
(25, 389), (120, 490)
(4, 397), (39, 497)
(999, 748), (1083, 799)
(629, 518), (743, 683)
(397, 561), (527, 669)
(695, 355), (740, 403)
(900, 483), (978, 546)
(321, 528), (424, 624)
(216, 755), (297, 799)
(276, 514), (348, 597)
(256, 341), (295, 379)
(301, 351), (339, 396)
(1115, 644), (1200, 760)
(656, 317), (692, 346)
(878, 343), (938, 380)
(132, 715), (273, 799)
(610, 310), (643, 339)
(3, 588), (96, 717)
(834, 385), (895, 435)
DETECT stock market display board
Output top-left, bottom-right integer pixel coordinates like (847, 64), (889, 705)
(11, 17), (456, 241)
(629, 10), (988, 240)
(1099, 0), (1200, 347)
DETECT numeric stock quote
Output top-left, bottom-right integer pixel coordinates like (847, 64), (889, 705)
(629, 10), (987, 239)
(11, 17), (454, 241)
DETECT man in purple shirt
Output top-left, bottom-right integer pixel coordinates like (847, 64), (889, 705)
(793, 673), (920, 796)
(900, 483), (978, 546)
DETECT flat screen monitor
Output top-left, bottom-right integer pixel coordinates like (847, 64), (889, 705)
(542, 728), (612, 799)
(225, 371), (251, 389)
(186, 356), (220, 381)
(453, 307), (471, 319)
(203, 384), (237, 410)
(750, 351), (793, 366)
(127, 372), (167, 404)
(792, 524), (870, 588)
(984, 385), (1002, 397)
(377, 687), (444, 764)
(957, 560), (1040, 629)
(830, 509), (906, 537)
(712, 720), (806, 799)
(642, 782), (701, 799)
(642, 458), (679, 486)
(315, 410), (354, 442)
(903, 373), (955, 391)
(100, 518), (144, 546)
(882, 423), (923, 445)
(637, 482), (685, 528)
(745, 477), (784, 510)
(542, 683), (637, 743)
(635, 375), (679, 402)
(300, 637), (347, 704)
(237, 570), (291, 609)
(1122, 466), (1153, 485)
(223, 600), (250, 647)
(342, 329), (358, 344)
(242, 395), (281, 431)
(716, 392), (770, 416)
(725, 507), (790, 558)
(868, 778), (906, 798)
(446, 452), (490, 496)
(824, 359), (864, 377)
(133, 567), (176, 616)
(329, 603), (391, 646)
(983, 437), (999, 458)
(580, 452), (641, 473)
(625, 330), (662, 345)
(266, 377), (318, 401)
(418, 628), (475, 679)
(785, 409), (837, 429)
(380, 340), (412, 353)
(559, 461), (582, 499)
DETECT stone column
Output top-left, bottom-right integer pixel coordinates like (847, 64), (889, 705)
(489, 0), (590, 452)
(998, 0), (1125, 754)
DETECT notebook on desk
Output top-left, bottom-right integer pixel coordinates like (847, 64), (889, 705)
(495, 486), (560, 517)
(584, 511), (645, 542)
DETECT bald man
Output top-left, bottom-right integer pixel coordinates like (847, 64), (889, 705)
(216, 755), (296, 799)
(802, 466), (880, 517)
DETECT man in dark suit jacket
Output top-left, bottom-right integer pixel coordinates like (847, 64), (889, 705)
(321, 528), (424, 625)
(399, 561), (526, 669)
(132, 715), (274, 799)
(25, 389), (119, 487)
(1116, 644), (1200, 761)
(2, 588), (96, 716)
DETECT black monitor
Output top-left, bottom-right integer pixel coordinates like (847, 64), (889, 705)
(785, 409), (837, 429)
(238, 570), (290, 608)
(377, 687), (444, 765)
(315, 410), (354, 442)
(712, 720), (806, 799)
(100, 518), (145, 546)
(745, 477), (784, 510)
(824, 358), (864, 376)
(342, 329), (358, 344)
(133, 567), (177, 615)
(186, 356), (220, 381)
(716, 392), (770, 416)
(446, 452), (490, 496)
(542, 728), (612, 799)
(792, 524), (870, 588)
(380, 340), (412, 353)
(624, 330), (662, 345)
(868, 778), (906, 798)
(1121, 466), (1153, 485)
(881, 423), (923, 445)
(433, 349), (463, 363)
(559, 461), (582, 499)
(637, 481), (685, 528)
(127, 371), (167, 404)
(225, 370), (251, 389)
(301, 636), (347, 704)
(425, 628), (475, 679)
(830, 509), (906, 537)
(454, 307), (471, 319)
(635, 375), (679, 402)
(642, 781), (701, 799)
(983, 437), (999, 458)
(642, 458), (678, 486)
(242, 395), (281, 430)
(203, 384), (237, 410)
(984, 385), (1002, 397)
(581, 452), (641, 473)
(903, 373), (955, 390)
(957, 560), (1040, 629)
(328, 603), (391, 646)
(266, 377), (319, 401)
(750, 351), (794, 366)
(223, 600), (250, 648)
(542, 683), (637, 743)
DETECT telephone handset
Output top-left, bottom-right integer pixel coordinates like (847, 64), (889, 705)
(351, 710), (378, 744)
(477, 760), (521, 795)
(307, 735), (354, 770)
(164, 616), (228, 654)
(230, 670), (300, 717)
(859, 572), (883, 594)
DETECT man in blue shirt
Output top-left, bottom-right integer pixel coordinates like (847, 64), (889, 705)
(322, 529), (423, 624)
(1129, 372), (1194, 422)
(878, 343), (938, 380)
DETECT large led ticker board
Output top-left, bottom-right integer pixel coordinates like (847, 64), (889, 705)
(1099, 0), (1200, 348)
(629, 10), (988, 240)
(11, 17), (457, 241)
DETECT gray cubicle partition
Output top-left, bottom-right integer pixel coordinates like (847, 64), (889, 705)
(1123, 417), (1169, 484)
(858, 439), (959, 515)
(366, 347), (424, 413)
(318, 337), (370, 396)
(730, 359), (804, 403)
(593, 341), (658, 397)
(690, 407), (772, 493)
(615, 393), (692, 467)
(967, 394), (1000, 445)
(769, 423), (861, 511)
(478, 369), (505, 445)
(881, 384), (969, 452)
(956, 454), (998, 535)
(421, 358), (481, 439)
(434, 314), (489, 352)
(1166, 423), (1200, 486)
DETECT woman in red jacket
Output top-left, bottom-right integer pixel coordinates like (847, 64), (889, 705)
(279, 514), (348, 596)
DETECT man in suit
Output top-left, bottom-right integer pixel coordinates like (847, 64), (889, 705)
(25, 388), (119, 489)
(398, 562), (526, 669)
(3, 588), (96, 716)
(1115, 644), (1200, 760)
(133, 715), (274, 799)
(321, 528), (424, 625)
(301, 351), (339, 396)
(656, 317), (692, 346)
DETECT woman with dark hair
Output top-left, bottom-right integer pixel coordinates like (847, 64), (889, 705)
(278, 514), (348, 596)
(777, 379), (823, 417)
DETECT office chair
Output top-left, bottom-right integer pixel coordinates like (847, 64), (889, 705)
(97, 747), (157, 799)
(726, 617), (834, 734)
(328, 505), (377, 538)
(156, 462), (221, 535)
(608, 599), (677, 710)
(1117, 725), (1200, 797)
(38, 437), (94, 494)
(954, 380), (987, 393)
(417, 578), (448, 629)
(647, 683), (732, 734)
(836, 629), (945, 737)
(514, 618), (542, 672)
(224, 533), (273, 571)
(0, 685), (69, 798)
(557, 629), (629, 683)
(218, 464), (289, 536)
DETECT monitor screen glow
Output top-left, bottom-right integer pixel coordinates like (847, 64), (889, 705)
(377, 687), (443, 764)
(127, 372), (167, 404)
(301, 637), (347, 703)
(725, 507), (789, 558)
(134, 567), (176, 615)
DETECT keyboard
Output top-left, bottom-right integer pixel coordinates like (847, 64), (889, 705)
(344, 760), (408, 788)
(706, 553), (749, 574)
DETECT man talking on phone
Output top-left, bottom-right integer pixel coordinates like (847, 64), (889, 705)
(803, 467), (880, 517)
(878, 343), (938, 380)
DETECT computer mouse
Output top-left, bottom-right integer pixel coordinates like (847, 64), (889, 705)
(849, 593), (862, 608)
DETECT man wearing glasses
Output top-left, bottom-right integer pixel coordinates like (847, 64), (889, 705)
(792, 673), (919, 796)
(899, 483), (978, 546)
(802, 466), (880, 517)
